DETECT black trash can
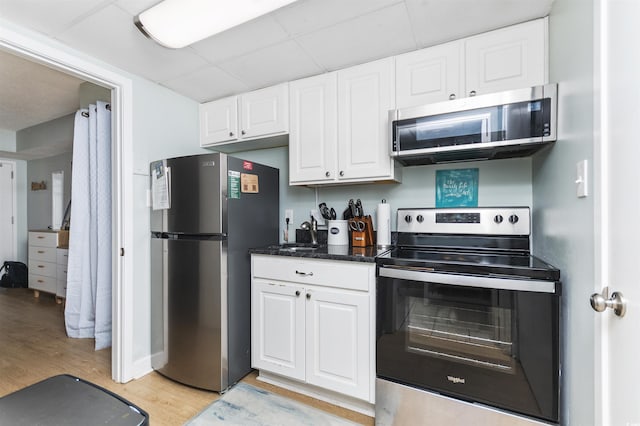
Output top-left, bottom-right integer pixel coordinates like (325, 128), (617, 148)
(0, 374), (149, 425)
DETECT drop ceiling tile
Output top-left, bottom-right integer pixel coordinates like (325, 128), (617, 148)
(273, 0), (403, 36)
(162, 66), (249, 103)
(404, 0), (554, 47)
(296, 3), (416, 70)
(189, 15), (290, 65)
(56, 4), (208, 83)
(114, 0), (160, 16)
(217, 40), (323, 90)
(0, 0), (109, 36)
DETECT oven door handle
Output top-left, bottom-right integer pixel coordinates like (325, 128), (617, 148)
(378, 267), (557, 293)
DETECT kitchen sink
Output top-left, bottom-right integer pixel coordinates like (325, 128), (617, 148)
(273, 244), (322, 252)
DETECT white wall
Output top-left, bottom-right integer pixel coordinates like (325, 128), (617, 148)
(0, 129), (16, 151)
(534, 1), (596, 424)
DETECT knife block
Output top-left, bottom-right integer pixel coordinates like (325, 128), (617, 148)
(350, 216), (374, 247)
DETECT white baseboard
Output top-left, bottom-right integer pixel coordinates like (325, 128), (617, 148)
(257, 371), (374, 417)
(131, 354), (153, 380)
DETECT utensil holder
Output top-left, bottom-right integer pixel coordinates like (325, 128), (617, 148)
(349, 215), (375, 247)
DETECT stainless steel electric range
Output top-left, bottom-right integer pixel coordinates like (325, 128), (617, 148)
(375, 207), (561, 425)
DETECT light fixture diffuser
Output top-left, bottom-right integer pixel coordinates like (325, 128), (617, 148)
(135, 0), (299, 49)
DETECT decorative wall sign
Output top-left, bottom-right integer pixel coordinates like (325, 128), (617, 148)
(436, 168), (479, 208)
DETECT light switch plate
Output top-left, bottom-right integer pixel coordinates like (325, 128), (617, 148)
(576, 160), (588, 198)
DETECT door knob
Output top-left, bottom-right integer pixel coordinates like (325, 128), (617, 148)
(590, 287), (627, 317)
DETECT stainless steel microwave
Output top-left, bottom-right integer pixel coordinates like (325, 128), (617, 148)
(389, 84), (557, 165)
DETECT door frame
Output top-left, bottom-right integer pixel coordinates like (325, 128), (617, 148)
(0, 24), (135, 382)
(0, 159), (17, 264)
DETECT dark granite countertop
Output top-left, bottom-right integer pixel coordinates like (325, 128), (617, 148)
(249, 243), (391, 263)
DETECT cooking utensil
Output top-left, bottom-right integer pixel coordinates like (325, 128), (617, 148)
(348, 199), (357, 218)
(349, 219), (366, 232)
(329, 207), (337, 220)
(355, 199), (363, 217)
(318, 203), (331, 220)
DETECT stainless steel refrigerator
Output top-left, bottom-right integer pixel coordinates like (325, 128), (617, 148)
(150, 152), (279, 392)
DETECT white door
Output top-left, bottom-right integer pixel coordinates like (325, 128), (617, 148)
(199, 96), (238, 146)
(251, 280), (305, 381)
(305, 287), (370, 401)
(595, 1), (640, 424)
(289, 73), (338, 184)
(337, 58), (395, 180)
(0, 161), (15, 265)
(240, 83), (288, 139)
(464, 18), (546, 96)
(395, 40), (462, 107)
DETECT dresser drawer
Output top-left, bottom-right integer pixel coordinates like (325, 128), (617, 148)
(29, 246), (57, 263)
(29, 231), (58, 248)
(28, 260), (57, 278)
(252, 255), (372, 291)
(29, 274), (57, 293)
(56, 263), (68, 280)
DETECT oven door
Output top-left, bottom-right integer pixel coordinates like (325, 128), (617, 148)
(376, 267), (560, 423)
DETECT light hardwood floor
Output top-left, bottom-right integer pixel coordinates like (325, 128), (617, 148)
(0, 288), (373, 425)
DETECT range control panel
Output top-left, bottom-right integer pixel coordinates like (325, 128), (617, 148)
(397, 207), (530, 236)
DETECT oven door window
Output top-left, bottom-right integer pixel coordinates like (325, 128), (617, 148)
(376, 275), (560, 423)
(405, 284), (514, 372)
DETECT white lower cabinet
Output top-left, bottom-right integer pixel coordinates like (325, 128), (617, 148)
(251, 255), (375, 407)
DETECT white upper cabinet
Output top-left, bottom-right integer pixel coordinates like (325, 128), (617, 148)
(200, 83), (289, 148)
(289, 58), (401, 185)
(395, 40), (462, 108)
(465, 19), (547, 97)
(337, 58), (398, 182)
(396, 18), (547, 108)
(289, 73), (338, 184)
(200, 96), (238, 145)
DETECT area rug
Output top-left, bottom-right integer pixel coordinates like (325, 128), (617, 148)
(186, 382), (360, 426)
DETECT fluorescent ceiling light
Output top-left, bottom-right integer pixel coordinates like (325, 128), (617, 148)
(135, 0), (299, 49)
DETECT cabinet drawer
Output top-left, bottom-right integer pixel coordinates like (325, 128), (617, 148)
(29, 231), (58, 248)
(29, 246), (57, 263)
(29, 274), (56, 293)
(57, 248), (69, 265)
(28, 260), (57, 278)
(252, 255), (371, 291)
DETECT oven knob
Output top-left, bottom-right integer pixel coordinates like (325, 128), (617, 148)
(405, 215), (412, 223)
(494, 214), (503, 224)
(509, 214), (519, 224)
(416, 215), (424, 223)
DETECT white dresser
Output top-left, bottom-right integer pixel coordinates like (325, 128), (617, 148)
(28, 231), (68, 302)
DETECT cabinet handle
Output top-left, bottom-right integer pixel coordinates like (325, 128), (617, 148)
(229, 131), (234, 137)
(295, 290), (300, 297)
(449, 93), (456, 100)
(306, 293), (311, 300)
(339, 171), (344, 177)
(37, 265), (44, 268)
(37, 250), (45, 254)
(295, 270), (313, 277)
(469, 90), (477, 97)
(325, 171), (330, 177)
(241, 130), (246, 135)
(37, 236), (45, 239)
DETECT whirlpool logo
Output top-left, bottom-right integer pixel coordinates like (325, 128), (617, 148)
(447, 375), (466, 384)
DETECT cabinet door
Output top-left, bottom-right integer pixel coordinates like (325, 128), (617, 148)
(305, 288), (370, 401)
(396, 40), (462, 108)
(289, 73), (338, 184)
(337, 58), (395, 181)
(251, 280), (305, 381)
(199, 96), (238, 146)
(464, 19), (546, 96)
(240, 83), (289, 139)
